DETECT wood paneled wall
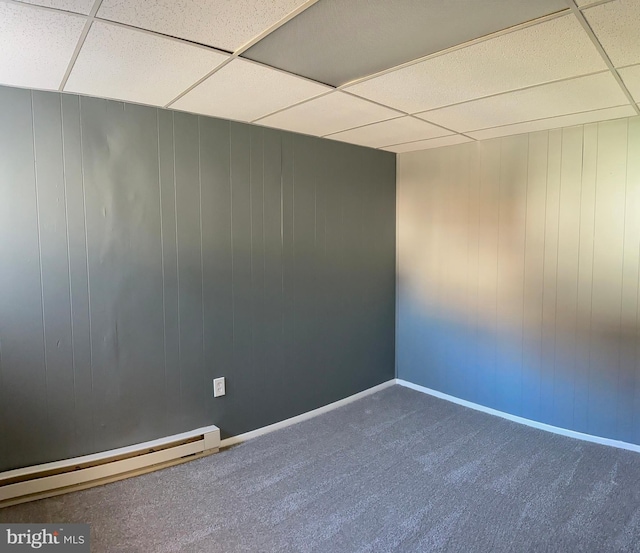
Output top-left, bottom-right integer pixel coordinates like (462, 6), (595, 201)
(397, 117), (640, 443)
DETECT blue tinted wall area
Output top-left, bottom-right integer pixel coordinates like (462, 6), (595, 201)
(397, 118), (640, 445)
(0, 86), (396, 471)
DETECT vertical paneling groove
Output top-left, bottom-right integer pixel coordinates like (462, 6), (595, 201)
(262, 128), (283, 425)
(519, 135), (530, 416)
(281, 133), (296, 413)
(464, 144), (474, 402)
(248, 127), (255, 418)
(229, 121), (235, 409)
(553, 127), (583, 429)
(460, 145), (471, 401)
(249, 126), (266, 425)
(78, 97), (97, 449)
(618, 118), (639, 443)
(522, 131), (548, 422)
(467, 144), (481, 405)
(173, 113), (183, 420)
(30, 91), (50, 437)
(476, 139), (501, 407)
(627, 118), (640, 445)
(61, 94), (78, 446)
(176, 111), (203, 432)
(156, 110), (167, 431)
(68, 95), (95, 453)
(586, 126), (599, 435)
(436, 151), (447, 392)
(540, 130), (561, 423)
(158, 109), (181, 435)
(570, 128), (585, 432)
(574, 123), (598, 433)
(495, 141), (503, 408)
(398, 115), (640, 445)
(496, 135), (527, 416)
(198, 118), (206, 413)
(229, 123), (253, 429)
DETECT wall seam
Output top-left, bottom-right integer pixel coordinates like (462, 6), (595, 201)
(77, 96), (94, 450)
(586, 123), (600, 433)
(156, 109), (168, 432)
(172, 112), (183, 418)
(30, 91), (51, 442)
(60, 94), (79, 445)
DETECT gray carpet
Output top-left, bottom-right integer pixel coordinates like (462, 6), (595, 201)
(2, 385), (640, 552)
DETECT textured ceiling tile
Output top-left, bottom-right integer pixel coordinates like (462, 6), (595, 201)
(468, 105), (637, 140)
(65, 22), (228, 106)
(619, 65), (640, 102)
(327, 116), (452, 148)
(172, 59), (330, 122)
(0, 2), (85, 90)
(256, 92), (400, 137)
(15, 0), (94, 14)
(346, 15), (606, 114)
(243, 0), (567, 87)
(415, 72), (627, 132)
(97, 0), (308, 52)
(382, 135), (473, 153)
(584, 0), (640, 67)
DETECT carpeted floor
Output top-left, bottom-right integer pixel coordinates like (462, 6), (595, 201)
(2, 385), (640, 552)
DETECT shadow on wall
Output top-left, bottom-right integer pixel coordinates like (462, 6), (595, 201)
(397, 117), (640, 445)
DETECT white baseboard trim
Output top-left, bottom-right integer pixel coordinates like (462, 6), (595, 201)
(396, 379), (640, 454)
(220, 379), (396, 448)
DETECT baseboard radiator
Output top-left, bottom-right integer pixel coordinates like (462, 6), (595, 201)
(0, 425), (220, 508)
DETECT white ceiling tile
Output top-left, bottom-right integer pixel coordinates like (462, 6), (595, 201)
(345, 15), (606, 114)
(97, 0), (308, 52)
(256, 92), (400, 137)
(0, 2), (85, 90)
(65, 21), (228, 107)
(467, 105), (636, 140)
(619, 64), (640, 102)
(382, 135), (473, 153)
(416, 73), (628, 132)
(15, 0), (94, 14)
(583, 0), (640, 67)
(327, 116), (452, 148)
(172, 59), (330, 122)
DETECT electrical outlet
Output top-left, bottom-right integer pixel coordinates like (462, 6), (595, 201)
(213, 377), (225, 398)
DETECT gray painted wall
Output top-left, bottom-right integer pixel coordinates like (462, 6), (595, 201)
(397, 117), (640, 444)
(0, 85), (396, 471)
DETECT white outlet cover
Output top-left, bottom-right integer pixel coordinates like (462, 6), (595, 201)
(213, 377), (226, 398)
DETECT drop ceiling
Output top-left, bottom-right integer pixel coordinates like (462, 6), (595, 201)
(1, 0), (638, 153)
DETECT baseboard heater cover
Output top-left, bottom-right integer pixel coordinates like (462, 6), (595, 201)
(0, 425), (220, 508)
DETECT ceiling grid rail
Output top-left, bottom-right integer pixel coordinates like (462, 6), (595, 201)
(565, 0), (640, 116)
(58, 0), (104, 91)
